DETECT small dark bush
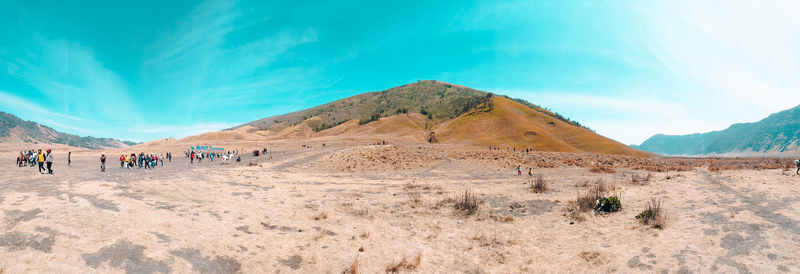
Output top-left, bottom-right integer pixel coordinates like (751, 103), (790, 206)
(386, 253), (421, 273)
(594, 196), (621, 213)
(590, 165), (616, 173)
(359, 113), (382, 125)
(631, 173), (652, 185)
(576, 182), (606, 212)
(455, 188), (479, 215)
(636, 197), (665, 229)
(530, 174), (547, 193)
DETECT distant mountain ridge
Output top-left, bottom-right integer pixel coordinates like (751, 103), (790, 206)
(634, 105), (800, 156)
(0, 111), (137, 149)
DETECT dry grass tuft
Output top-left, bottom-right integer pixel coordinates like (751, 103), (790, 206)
(630, 173), (652, 185)
(529, 174), (547, 193)
(314, 212), (328, 220)
(579, 251), (606, 265)
(454, 188), (479, 215)
(343, 257), (359, 274)
(502, 215), (515, 223)
(575, 182), (607, 212)
(407, 193), (423, 208)
(402, 182), (421, 191)
(589, 164), (616, 173)
(636, 197), (666, 229)
(385, 253), (422, 273)
(471, 234), (511, 248)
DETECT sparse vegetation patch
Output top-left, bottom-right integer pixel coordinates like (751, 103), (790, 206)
(529, 174), (547, 193)
(385, 253), (421, 273)
(636, 197), (665, 229)
(455, 188), (479, 215)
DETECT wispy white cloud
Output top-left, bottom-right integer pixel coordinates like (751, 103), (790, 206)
(632, 0), (800, 125)
(142, 0), (322, 123)
(0, 90), (89, 123)
(1, 38), (140, 125)
(463, 1), (800, 145)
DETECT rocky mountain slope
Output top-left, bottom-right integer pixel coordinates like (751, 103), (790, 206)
(634, 105), (800, 156)
(0, 111), (136, 149)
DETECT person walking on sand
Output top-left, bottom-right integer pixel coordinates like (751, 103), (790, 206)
(67, 151), (71, 167)
(517, 164), (522, 176)
(45, 149), (53, 174)
(528, 167), (533, 177)
(37, 149), (45, 174)
(794, 159), (800, 175)
(100, 153), (106, 172)
(190, 151), (195, 164)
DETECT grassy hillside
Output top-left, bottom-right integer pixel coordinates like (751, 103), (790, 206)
(242, 80), (588, 133)
(435, 97), (647, 156)
(228, 80), (646, 156)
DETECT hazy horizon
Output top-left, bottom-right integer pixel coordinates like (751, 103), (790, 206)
(2, 0), (799, 144)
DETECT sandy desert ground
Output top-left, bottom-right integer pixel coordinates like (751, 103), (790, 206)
(1, 142), (799, 273)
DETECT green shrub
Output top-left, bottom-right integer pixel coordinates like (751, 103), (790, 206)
(593, 196), (621, 213)
(636, 197), (665, 229)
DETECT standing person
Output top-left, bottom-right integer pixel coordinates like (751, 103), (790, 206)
(120, 154), (125, 168)
(516, 164), (522, 176)
(68, 151), (71, 167)
(100, 153), (106, 172)
(159, 154), (164, 166)
(190, 151), (195, 164)
(528, 167), (533, 177)
(45, 149), (53, 174)
(37, 149), (45, 174)
(794, 159), (800, 175)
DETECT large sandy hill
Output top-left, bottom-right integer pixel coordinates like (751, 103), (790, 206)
(211, 81), (648, 157)
(435, 97), (648, 156)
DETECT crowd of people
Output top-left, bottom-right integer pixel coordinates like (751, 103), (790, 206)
(13, 147), (266, 174)
(187, 150), (240, 164)
(16, 149), (54, 174)
(118, 152), (171, 169)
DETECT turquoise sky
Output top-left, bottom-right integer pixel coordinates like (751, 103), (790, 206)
(1, 0), (798, 144)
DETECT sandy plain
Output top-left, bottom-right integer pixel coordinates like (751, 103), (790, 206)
(0, 141), (799, 273)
